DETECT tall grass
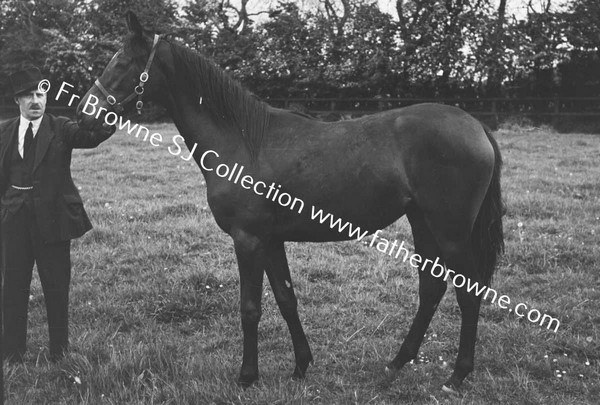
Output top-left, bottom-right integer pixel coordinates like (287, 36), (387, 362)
(3, 123), (599, 404)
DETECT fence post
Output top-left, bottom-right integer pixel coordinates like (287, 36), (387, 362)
(491, 99), (498, 129)
(553, 94), (560, 128)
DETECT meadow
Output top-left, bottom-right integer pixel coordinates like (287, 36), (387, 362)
(3, 122), (599, 404)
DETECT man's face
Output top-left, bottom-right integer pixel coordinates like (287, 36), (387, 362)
(14, 89), (46, 120)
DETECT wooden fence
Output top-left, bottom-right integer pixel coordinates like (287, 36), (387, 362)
(2, 97), (599, 126)
(265, 96), (600, 123)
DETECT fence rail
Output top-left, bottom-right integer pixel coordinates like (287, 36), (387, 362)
(265, 96), (600, 118)
(2, 97), (599, 124)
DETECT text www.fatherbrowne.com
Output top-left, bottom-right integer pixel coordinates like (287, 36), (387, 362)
(60, 80), (560, 333)
(195, 150), (561, 334)
(363, 230), (560, 333)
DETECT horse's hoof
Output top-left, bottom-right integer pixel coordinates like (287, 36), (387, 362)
(292, 364), (306, 380)
(441, 383), (461, 396)
(291, 355), (313, 380)
(237, 375), (258, 389)
(384, 365), (400, 380)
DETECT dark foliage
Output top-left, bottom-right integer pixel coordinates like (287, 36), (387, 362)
(0, 0), (598, 105)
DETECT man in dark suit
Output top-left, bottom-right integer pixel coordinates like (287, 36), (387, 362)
(0, 66), (115, 363)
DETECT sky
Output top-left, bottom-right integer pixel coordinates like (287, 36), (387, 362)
(377, 0), (572, 19)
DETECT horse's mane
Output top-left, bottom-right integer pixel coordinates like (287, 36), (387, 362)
(128, 35), (271, 160)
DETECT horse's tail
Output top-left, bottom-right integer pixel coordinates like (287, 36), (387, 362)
(472, 125), (505, 286)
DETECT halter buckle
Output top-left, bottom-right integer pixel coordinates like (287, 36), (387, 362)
(95, 34), (159, 115)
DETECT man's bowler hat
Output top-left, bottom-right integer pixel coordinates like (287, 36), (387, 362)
(10, 66), (43, 96)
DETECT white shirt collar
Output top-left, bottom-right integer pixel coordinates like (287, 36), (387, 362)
(17, 115), (44, 158)
(19, 115), (43, 136)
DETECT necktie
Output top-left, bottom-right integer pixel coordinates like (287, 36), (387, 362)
(24, 122), (33, 159)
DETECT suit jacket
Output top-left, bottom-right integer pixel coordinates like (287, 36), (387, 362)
(0, 113), (114, 243)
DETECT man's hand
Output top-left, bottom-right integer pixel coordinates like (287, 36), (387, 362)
(64, 116), (116, 148)
(85, 118), (114, 133)
(101, 122), (116, 135)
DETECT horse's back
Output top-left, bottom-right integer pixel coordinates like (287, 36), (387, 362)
(360, 103), (489, 148)
(258, 103), (495, 241)
(351, 103), (494, 183)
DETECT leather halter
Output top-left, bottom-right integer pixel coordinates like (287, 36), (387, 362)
(94, 34), (160, 115)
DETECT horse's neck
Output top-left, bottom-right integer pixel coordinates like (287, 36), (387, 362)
(164, 82), (245, 160)
(158, 44), (262, 165)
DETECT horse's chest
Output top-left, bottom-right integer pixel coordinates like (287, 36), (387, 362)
(205, 180), (274, 234)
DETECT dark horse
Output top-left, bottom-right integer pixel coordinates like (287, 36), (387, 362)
(77, 12), (504, 394)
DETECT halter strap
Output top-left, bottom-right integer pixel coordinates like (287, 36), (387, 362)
(94, 34), (161, 115)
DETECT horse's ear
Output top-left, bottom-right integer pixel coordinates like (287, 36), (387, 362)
(126, 11), (143, 37)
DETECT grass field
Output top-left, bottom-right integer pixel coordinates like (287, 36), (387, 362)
(3, 122), (599, 404)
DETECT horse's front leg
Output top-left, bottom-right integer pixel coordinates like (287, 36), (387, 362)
(264, 240), (313, 379)
(233, 230), (266, 387)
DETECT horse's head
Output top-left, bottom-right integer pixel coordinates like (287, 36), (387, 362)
(77, 12), (167, 128)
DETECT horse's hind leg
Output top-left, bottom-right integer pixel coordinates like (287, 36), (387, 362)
(264, 240), (313, 379)
(439, 244), (482, 394)
(386, 207), (447, 373)
(422, 211), (484, 394)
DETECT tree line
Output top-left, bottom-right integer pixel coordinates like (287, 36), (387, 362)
(1, 0), (599, 103)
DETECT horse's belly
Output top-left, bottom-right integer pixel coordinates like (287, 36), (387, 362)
(270, 186), (409, 242)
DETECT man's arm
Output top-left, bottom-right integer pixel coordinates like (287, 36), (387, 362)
(60, 117), (116, 149)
